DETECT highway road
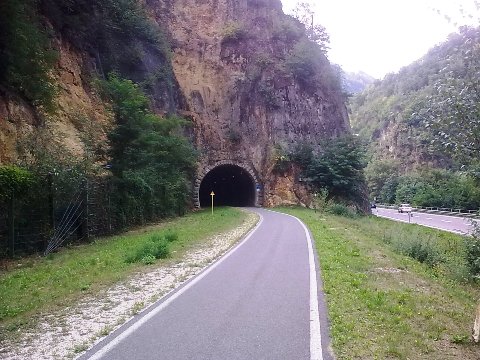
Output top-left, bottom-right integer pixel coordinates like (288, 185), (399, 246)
(374, 207), (478, 235)
(79, 209), (333, 360)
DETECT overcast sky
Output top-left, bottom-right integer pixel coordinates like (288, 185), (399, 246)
(281, 0), (479, 78)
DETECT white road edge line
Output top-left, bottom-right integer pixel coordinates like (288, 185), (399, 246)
(273, 211), (324, 360)
(83, 213), (265, 360)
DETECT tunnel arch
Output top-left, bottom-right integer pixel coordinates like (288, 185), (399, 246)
(194, 161), (262, 208)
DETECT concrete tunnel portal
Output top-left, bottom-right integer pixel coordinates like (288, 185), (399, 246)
(199, 164), (257, 207)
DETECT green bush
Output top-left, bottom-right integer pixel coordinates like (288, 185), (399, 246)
(382, 228), (443, 268)
(141, 254), (156, 265)
(222, 22), (248, 43)
(272, 16), (303, 41)
(0, 0), (58, 111)
(327, 203), (358, 218)
(272, 144), (291, 174)
(464, 224), (480, 278)
(293, 136), (367, 207)
(311, 188), (329, 213)
(0, 165), (35, 199)
(125, 237), (170, 264)
(394, 237), (443, 267)
(164, 231), (178, 243)
(98, 74), (197, 225)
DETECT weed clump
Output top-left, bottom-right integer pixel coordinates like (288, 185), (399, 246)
(464, 224), (480, 278)
(164, 230), (178, 243)
(327, 203), (358, 218)
(125, 234), (171, 264)
(394, 236), (442, 267)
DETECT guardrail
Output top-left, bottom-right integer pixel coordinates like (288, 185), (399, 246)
(376, 204), (480, 219)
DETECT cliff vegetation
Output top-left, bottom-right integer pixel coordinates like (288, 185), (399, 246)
(350, 26), (480, 208)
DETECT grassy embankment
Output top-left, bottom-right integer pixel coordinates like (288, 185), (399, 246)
(0, 207), (249, 334)
(278, 207), (480, 360)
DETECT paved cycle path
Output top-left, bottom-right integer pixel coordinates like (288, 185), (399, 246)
(80, 208), (333, 360)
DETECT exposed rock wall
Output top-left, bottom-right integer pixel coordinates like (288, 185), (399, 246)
(148, 0), (350, 206)
(0, 35), (110, 164)
(0, 0), (350, 207)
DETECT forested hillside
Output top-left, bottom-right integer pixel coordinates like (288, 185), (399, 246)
(349, 26), (480, 209)
(343, 71), (375, 94)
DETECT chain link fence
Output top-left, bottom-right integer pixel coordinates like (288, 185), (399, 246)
(0, 175), (128, 258)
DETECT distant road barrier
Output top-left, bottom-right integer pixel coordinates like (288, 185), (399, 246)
(377, 204), (480, 219)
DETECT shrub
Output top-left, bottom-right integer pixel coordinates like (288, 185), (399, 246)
(125, 237), (170, 264)
(0, 0), (57, 111)
(327, 203), (358, 218)
(164, 231), (178, 243)
(141, 254), (156, 265)
(272, 145), (291, 174)
(222, 22), (248, 43)
(465, 223), (480, 278)
(392, 235), (443, 268)
(311, 188), (329, 213)
(272, 16), (303, 41)
(293, 136), (367, 207)
(0, 165), (35, 200)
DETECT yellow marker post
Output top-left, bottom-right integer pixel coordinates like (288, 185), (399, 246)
(210, 191), (215, 214)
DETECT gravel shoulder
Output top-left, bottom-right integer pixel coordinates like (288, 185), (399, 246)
(0, 210), (259, 360)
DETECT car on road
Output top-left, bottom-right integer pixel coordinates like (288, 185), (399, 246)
(398, 203), (413, 213)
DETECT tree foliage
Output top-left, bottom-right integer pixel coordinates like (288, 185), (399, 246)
(286, 39), (340, 92)
(98, 74), (197, 222)
(350, 26), (480, 170)
(370, 166), (480, 209)
(0, 165), (34, 200)
(0, 0), (57, 111)
(40, 0), (171, 84)
(291, 1), (330, 52)
(292, 136), (367, 206)
(418, 26), (480, 165)
(350, 25), (480, 207)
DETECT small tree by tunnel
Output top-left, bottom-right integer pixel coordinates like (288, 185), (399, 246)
(199, 164), (256, 207)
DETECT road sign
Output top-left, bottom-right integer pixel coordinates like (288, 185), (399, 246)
(210, 191), (215, 214)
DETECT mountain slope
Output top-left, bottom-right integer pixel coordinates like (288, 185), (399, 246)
(349, 26), (480, 170)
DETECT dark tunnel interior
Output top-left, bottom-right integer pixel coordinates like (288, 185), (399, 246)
(199, 165), (256, 207)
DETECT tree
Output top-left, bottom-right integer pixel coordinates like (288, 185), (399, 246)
(0, 165), (34, 200)
(418, 27), (480, 166)
(98, 74), (197, 221)
(294, 136), (367, 206)
(364, 158), (400, 201)
(0, 0), (57, 112)
(291, 1), (330, 52)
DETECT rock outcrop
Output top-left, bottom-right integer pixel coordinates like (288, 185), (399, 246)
(0, 0), (350, 207)
(0, 35), (110, 164)
(148, 0), (350, 206)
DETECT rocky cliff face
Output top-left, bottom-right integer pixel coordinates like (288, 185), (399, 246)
(0, 0), (350, 207)
(148, 0), (350, 206)
(0, 35), (110, 164)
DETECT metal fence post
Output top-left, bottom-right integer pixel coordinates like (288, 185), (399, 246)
(83, 178), (90, 241)
(8, 194), (14, 257)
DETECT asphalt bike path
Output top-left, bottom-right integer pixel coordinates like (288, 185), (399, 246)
(79, 208), (333, 360)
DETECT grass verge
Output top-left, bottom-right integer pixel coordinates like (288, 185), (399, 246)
(0, 207), (248, 334)
(277, 207), (480, 360)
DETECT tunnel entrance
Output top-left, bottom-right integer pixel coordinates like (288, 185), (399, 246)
(199, 164), (256, 207)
